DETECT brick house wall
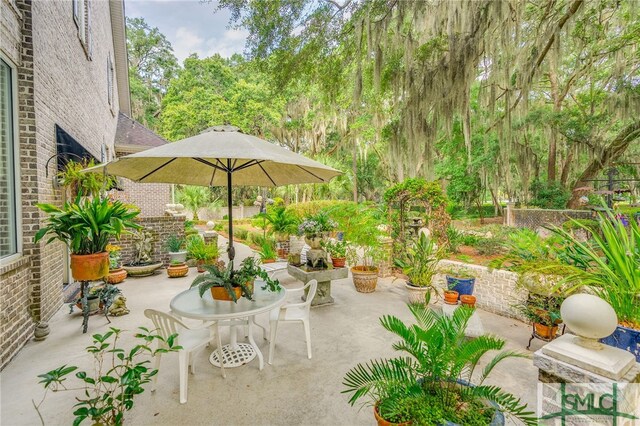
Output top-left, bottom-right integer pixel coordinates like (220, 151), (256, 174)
(109, 177), (171, 217)
(113, 216), (186, 266)
(0, 0), (125, 370)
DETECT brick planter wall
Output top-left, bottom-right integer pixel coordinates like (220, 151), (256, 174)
(113, 216), (186, 267)
(433, 259), (528, 321)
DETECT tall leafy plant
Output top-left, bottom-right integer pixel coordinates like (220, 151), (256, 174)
(259, 206), (299, 239)
(35, 197), (140, 255)
(328, 203), (385, 268)
(343, 296), (536, 425)
(552, 212), (640, 328)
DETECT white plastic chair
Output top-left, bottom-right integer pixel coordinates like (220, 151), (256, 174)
(268, 279), (317, 364)
(144, 309), (222, 404)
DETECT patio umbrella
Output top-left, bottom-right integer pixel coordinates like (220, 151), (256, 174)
(85, 125), (341, 260)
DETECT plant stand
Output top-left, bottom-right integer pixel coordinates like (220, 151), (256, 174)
(287, 264), (348, 306)
(527, 323), (566, 350)
(74, 281), (113, 334)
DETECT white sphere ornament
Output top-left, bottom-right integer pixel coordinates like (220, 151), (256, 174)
(206, 221), (215, 229)
(561, 294), (618, 350)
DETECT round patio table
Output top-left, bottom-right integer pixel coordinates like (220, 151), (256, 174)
(170, 284), (285, 375)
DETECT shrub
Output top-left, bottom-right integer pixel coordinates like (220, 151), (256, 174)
(475, 237), (504, 256)
(234, 228), (249, 241)
(529, 180), (570, 209)
(286, 200), (354, 220)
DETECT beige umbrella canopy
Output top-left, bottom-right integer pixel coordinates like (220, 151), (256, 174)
(85, 125), (342, 259)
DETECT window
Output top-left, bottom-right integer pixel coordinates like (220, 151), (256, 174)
(73, 0), (92, 60)
(0, 59), (18, 258)
(107, 55), (114, 107)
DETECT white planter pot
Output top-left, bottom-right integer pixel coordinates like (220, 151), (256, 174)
(405, 282), (432, 305)
(169, 251), (188, 263)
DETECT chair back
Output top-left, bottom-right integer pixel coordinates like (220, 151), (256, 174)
(144, 309), (188, 346)
(301, 279), (318, 310)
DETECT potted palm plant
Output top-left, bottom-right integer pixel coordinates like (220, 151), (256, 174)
(35, 197), (140, 281)
(165, 234), (187, 263)
(190, 257), (281, 302)
(260, 206), (299, 257)
(343, 293), (537, 426)
(395, 233), (442, 304)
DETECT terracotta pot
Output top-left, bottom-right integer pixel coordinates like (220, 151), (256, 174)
(534, 323), (559, 340)
(167, 263), (189, 278)
(351, 266), (378, 293)
(106, 267), (127, 284)
(210, 286), (243, 301)
(373, 404), (412, 426)
(262, 258), (276, 264)
(444, 290), (459, 305)
(460, 294), (476, 308)
(196, 258), (217, 273)
(70, 252), (109, 281)
(331, 257), (346, 268)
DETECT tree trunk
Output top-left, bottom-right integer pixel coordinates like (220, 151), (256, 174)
(352, 137), (358, 203)
(567, 120), (640, 208)
(548, 50), (561, 182)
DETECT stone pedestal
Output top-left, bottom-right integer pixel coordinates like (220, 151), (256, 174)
(287, 264), (348, 306)
(534, 335), (640, 423)
(203, 231), (218, 247)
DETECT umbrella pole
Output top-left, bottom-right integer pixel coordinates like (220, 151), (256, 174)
(227, 164), (235, 262)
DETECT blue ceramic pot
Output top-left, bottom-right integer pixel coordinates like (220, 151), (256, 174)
(446, 276), (476, 299)
(600, 324), (640, 362)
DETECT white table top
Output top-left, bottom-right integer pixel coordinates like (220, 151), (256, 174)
(170, 283), (286, 321)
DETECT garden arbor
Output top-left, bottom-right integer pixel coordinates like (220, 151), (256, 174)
(384, 178), (450, 258)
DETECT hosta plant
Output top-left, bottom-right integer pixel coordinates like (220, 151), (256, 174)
(343, 294), (537, 425)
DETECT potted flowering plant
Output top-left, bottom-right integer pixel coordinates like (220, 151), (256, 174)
(106, 244), (127, 284)
(298, 211), (337, 249)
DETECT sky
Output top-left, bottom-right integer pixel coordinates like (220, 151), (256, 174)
(125, 0), (248, 64)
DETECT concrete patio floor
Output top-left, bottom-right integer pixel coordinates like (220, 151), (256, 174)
(1, 239), (542, 426)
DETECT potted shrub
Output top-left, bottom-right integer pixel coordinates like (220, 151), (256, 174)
(323, 240), (348, 268)
(442, 265), (477, 300)
(106, 244), (127, 284)
(123, 229), (163, 277)
(190, 257), (281, 302)
(343, 294), (536, 426)
(258, 240), (277, 263)
(515, 294), (563, 340)
(167, 260), (189, 278)
(166, 234), (187, 263)
(395, 233), (442, 304)
(552, 212), (640, 361)
(260, 206), (299, 257)
(35, 196), (140, 281)
(186, 235), (220, 273)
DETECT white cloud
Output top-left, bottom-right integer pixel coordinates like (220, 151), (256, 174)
(203, 29), (249, 58)
(173, 27), (205, 62)
(171, 27), (248, 63)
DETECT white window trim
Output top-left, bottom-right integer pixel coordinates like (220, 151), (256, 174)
(0, 53), (23, 265)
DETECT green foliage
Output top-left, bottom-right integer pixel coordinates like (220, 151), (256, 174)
(529, 180), (570, 209)
(258, 240), (277, 261)
(551, 212), (640, 328)
(36, 327), (180, 426)
(342, 297), (536, 425)
(383, 178), (447, 208)
(322, 240), (348, 258)
(297, 211), (337, 237)
(175, 186), (216, 221)
(35, 197), (141, 255)
(58, 159), (117, 198)
(474, 238), (505, 256)
(185, 235), (219, 261)
(514, 294), (563, 327)
(234, 228), (249, 240)
(258, 206), (299, 238)
(285, 200), (354, 220)
(394, 233), (442, 288)
(165, 234), (185, 252)
(190, 257), (281, 302)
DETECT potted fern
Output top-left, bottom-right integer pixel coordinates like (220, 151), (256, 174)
(187, 235), (220, 273)
(190, 257), (281, 302)
(260, 206), (299, 257)
(343, 294), (537, 425)
(35, 197), (140, 281)
(258, 240), (277, 263)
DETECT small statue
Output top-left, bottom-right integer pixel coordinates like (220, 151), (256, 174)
(109, 295), (130, 316)
(132, 229), (154, 265)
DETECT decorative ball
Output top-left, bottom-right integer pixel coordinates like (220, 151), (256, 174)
(207, 221), (215, 229)
(561, 294), (618, 339)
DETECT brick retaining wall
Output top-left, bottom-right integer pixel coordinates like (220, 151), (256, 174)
(113, 216), (186, 267)
(434, 259), (528, 321)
